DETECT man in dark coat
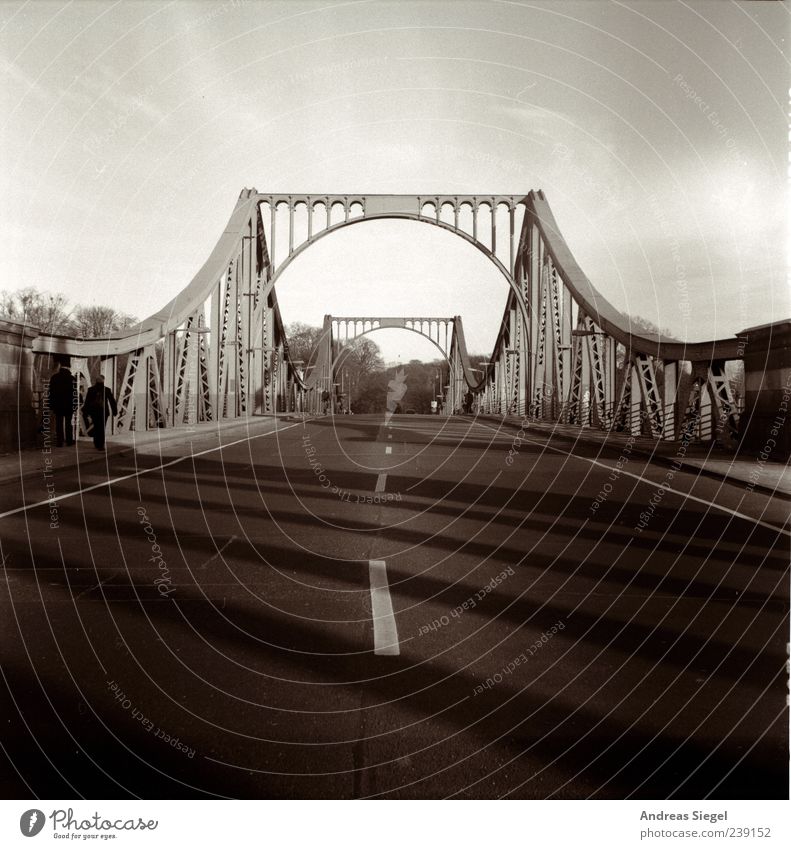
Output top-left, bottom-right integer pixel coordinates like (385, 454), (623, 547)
(463, 390), (474, 415)
(82, 374), (117, 450)
(48, 362), (77, 446)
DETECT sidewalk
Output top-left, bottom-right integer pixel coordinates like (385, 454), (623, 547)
(0, 414), (305, 487)
(480, 415), (791, 499)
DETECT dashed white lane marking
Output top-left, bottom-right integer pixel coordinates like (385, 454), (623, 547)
(477, 421), (791, 538)
(375, 473), (387, 492)
(385, 446), (392, 455)
(368, 559), (399, 656)
(0, 421), (304, 522)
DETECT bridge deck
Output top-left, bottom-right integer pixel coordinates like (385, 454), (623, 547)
(0, 415), (786, 798)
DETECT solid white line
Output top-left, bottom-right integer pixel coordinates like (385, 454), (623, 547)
(385, 446), (392, 455)
(478, 421), (791, 538)
(0, 421), (303, 522)
(375, 473), (387, 492)
(368, 559), (399, 656)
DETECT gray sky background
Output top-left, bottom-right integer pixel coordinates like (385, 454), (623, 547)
(1, 0), (788, 361)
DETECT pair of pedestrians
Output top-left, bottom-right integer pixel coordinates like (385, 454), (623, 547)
(48, 365), (117, 450)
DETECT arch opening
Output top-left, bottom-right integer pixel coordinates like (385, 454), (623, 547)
(331, 325), (454, 415)
(272, 217), (520, 365)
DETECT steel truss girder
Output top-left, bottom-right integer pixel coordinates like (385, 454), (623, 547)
(680, 374), (704, 441)
(583, 315), (611, 428)
(633, 353), (664, 438)
(548, 263), (565, 417)
(678, 362), (740, 445)
(531, 260), (550, 418)
(707, 361), (739, 444)
(116, 349), (142, 432)
(566, 326), (584, 425)
(29, 190), (752, 447)
(147, 351), (166, 429)
(612, 353), (664, 438)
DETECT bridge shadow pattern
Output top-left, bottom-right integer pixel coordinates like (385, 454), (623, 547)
(0, 417), (787, 799)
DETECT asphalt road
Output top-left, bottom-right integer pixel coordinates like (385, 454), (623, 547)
(0, 414), (787, 799)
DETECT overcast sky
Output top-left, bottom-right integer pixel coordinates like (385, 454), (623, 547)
(1, 0), (788, 361)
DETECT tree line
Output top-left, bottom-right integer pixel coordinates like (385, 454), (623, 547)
(1, 287), (137, 337)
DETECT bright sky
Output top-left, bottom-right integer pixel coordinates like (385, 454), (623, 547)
(1, 0), (788, 362)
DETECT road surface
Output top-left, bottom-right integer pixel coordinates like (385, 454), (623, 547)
(0, 414), (787, 799)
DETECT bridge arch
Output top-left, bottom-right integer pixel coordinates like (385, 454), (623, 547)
(262, 210), (530, 333)
(328, 321), (456, 415)
(330, 319), (455, 369)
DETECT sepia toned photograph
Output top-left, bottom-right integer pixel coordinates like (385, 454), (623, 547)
(0, 0), (788, 830)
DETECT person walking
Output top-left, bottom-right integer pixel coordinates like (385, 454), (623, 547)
(82, 374), (117, 451)
(321, 388), (331, 415)
(48, 361), (77, 447)
(463, 390), (474, 415)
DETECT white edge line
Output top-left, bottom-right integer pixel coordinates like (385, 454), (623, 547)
(479, 421), (791, 538)
(0, 421), (304, 521)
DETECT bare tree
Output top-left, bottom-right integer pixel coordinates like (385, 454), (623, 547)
(0, 287), (71, 333)
(69, 305), (136, 338)
(285, 322), (326, 367)
(0, 287), (137, 338)
(346, 337), (384, 376)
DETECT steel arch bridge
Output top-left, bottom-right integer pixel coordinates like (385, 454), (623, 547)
(33, 188), (746, 443)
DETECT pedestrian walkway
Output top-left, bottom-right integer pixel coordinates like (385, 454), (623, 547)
(0, 414), (303, 487)
(480, 415), (791, 498)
